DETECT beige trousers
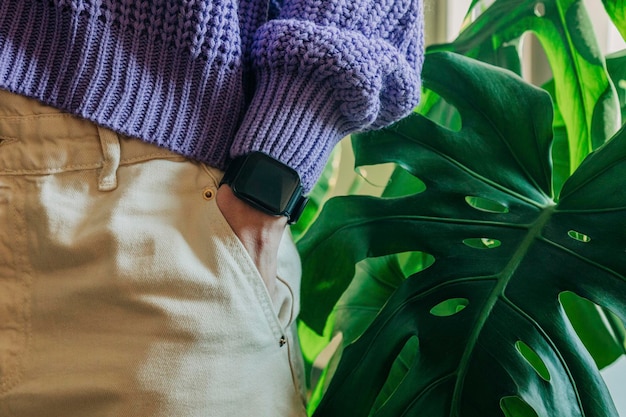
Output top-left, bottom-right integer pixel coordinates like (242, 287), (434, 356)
(0, 90), (306, 416)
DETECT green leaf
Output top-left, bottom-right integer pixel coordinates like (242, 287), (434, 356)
(541, 78), (571, 198)
(299, 52), (553, 332)
(602, 0), (626, 41)
(301, 52), (625, 417)
(607, 50), (626, 125)
(542, 77), (625, 367)
(434, 0), (620, 172)
(291, 147), (342, 241)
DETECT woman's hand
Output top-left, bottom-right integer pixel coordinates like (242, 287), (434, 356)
(216, 184), (287, 299)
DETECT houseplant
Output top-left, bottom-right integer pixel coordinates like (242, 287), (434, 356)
(295, 1), (626, 416)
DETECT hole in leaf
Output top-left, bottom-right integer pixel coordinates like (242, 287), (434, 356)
(559, 291), (626, 369)
(355, 162), (399, 189)
(568, 230), (591, 243)
(463, 238), (501, 249)
(371, 335), (419, 414)
(397, 251), (435, 278)
(419, 89), (462, 132)
(521, 33), (552, 87)
(381, 166), (427, 198)
(500, 396), (539, 417)
(534, 2), (546, 17)
(430, 298), (469, 317)
(515, 340), (551, 381)
(465, 196), (509, 213)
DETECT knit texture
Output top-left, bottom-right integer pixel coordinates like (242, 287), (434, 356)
(0, 0), (424, 191)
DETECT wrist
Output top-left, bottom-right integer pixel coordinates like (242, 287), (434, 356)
(217, 184), (287, 229)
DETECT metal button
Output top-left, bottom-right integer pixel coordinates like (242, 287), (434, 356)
(202, 188), (215, 200)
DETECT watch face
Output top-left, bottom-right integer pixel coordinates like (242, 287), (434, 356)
(234, 154), (300, 214)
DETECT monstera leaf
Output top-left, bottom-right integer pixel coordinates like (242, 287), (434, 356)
(608, 50), (626, 124)
(434, 0), (619, 172)
(602, 0), (626, 41)
(298, 51), (626, 416)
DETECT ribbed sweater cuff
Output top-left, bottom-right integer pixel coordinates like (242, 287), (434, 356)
(231, 70), (354, 193)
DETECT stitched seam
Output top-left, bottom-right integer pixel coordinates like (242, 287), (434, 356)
(275, 275), (295, 327)
(0, 113), (78, 123)
(14, 193), (31, 396)
(0, 155), (185, 175)
(200, 163), (221, 187)
(285, 335), (309, 414)
(0, 162), (101, 175)
(119, 153), (186, 165)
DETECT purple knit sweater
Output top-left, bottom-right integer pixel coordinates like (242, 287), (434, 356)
(0, 0), (424, 191)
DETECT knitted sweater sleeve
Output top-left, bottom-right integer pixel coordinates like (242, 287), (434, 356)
(230, 0), (425, 192)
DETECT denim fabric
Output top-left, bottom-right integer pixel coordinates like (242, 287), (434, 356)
(0, 90), (306, 417)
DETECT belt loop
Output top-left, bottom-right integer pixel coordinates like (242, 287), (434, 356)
(96, 125), (121, 191)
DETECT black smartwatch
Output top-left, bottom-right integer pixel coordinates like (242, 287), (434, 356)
(219, 152), (308, 224)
